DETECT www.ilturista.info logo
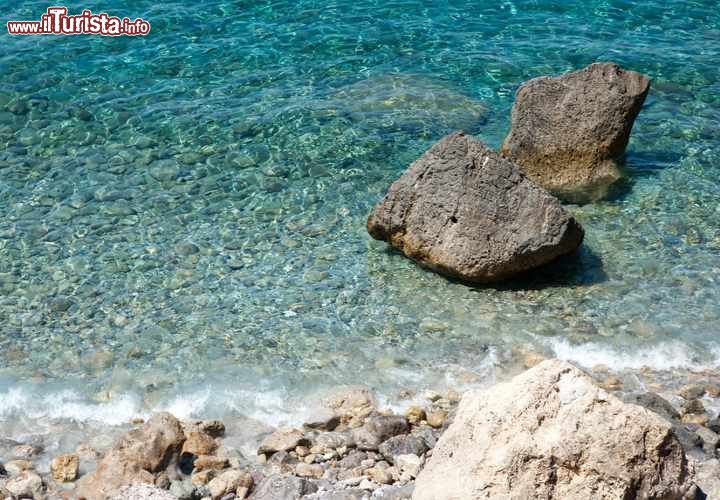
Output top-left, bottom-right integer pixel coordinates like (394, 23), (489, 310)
(7, 7), (150, 36)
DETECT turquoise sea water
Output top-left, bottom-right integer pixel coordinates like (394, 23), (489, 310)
(0, 0), (719, 432)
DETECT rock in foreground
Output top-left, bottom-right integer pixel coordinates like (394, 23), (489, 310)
(413, 360), (702, 500)
(76, 412), (186, 500)
(501, 62), (650, 203)
(367, 132), (584, 283)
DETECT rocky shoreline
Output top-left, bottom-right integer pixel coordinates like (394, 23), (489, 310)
(3, 359), (720, 499)
(1, 383), (453, 500)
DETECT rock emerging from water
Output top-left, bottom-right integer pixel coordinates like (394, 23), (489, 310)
(501, 62), (650, 203)
(413, 359), (702, 500)
(367, 131), (584, 283)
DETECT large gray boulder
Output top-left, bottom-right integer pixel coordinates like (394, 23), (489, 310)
(501, 62), (650, 203)
(413, 360), (702, 500)
(367, 131), (584, 283)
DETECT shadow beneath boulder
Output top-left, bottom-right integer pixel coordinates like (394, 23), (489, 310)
(380, 242), (606, 291)
(624, 150), (683, 175)
(458, 244), (607, 292)
(601, 150), (683, 202)
(601, 175), (634, 203)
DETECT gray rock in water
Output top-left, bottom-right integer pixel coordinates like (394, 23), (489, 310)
(368, 132), (584, 283)
(501, 62), (650, 203)
(148, 159), (180, 182)
(248, 473), (317, 499)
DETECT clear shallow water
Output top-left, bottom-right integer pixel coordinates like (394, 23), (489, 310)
(0, 0), (719, 434)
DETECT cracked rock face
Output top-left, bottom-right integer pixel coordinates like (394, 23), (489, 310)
(501, 62), (650, 203)
(413, 360), (702, 500)
(367, 131), (584, 283)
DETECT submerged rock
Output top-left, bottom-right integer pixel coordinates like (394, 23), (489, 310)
(413, 360), (701, 500)
(368, 132), (584, 283)
(327, 73), (487, 137)
(501, 62), (650, 203)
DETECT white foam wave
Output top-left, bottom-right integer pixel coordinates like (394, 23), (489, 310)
(0, 386), (144, 426)
(1, 339), (715, 434)
(542, 337), (720, 371)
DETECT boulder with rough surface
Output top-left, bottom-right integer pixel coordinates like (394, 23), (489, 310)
(76, 412), (186, 500)
(368, 131), (584, 283)
(501, 62), (650, 203)
(413, 360), (702, 500)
